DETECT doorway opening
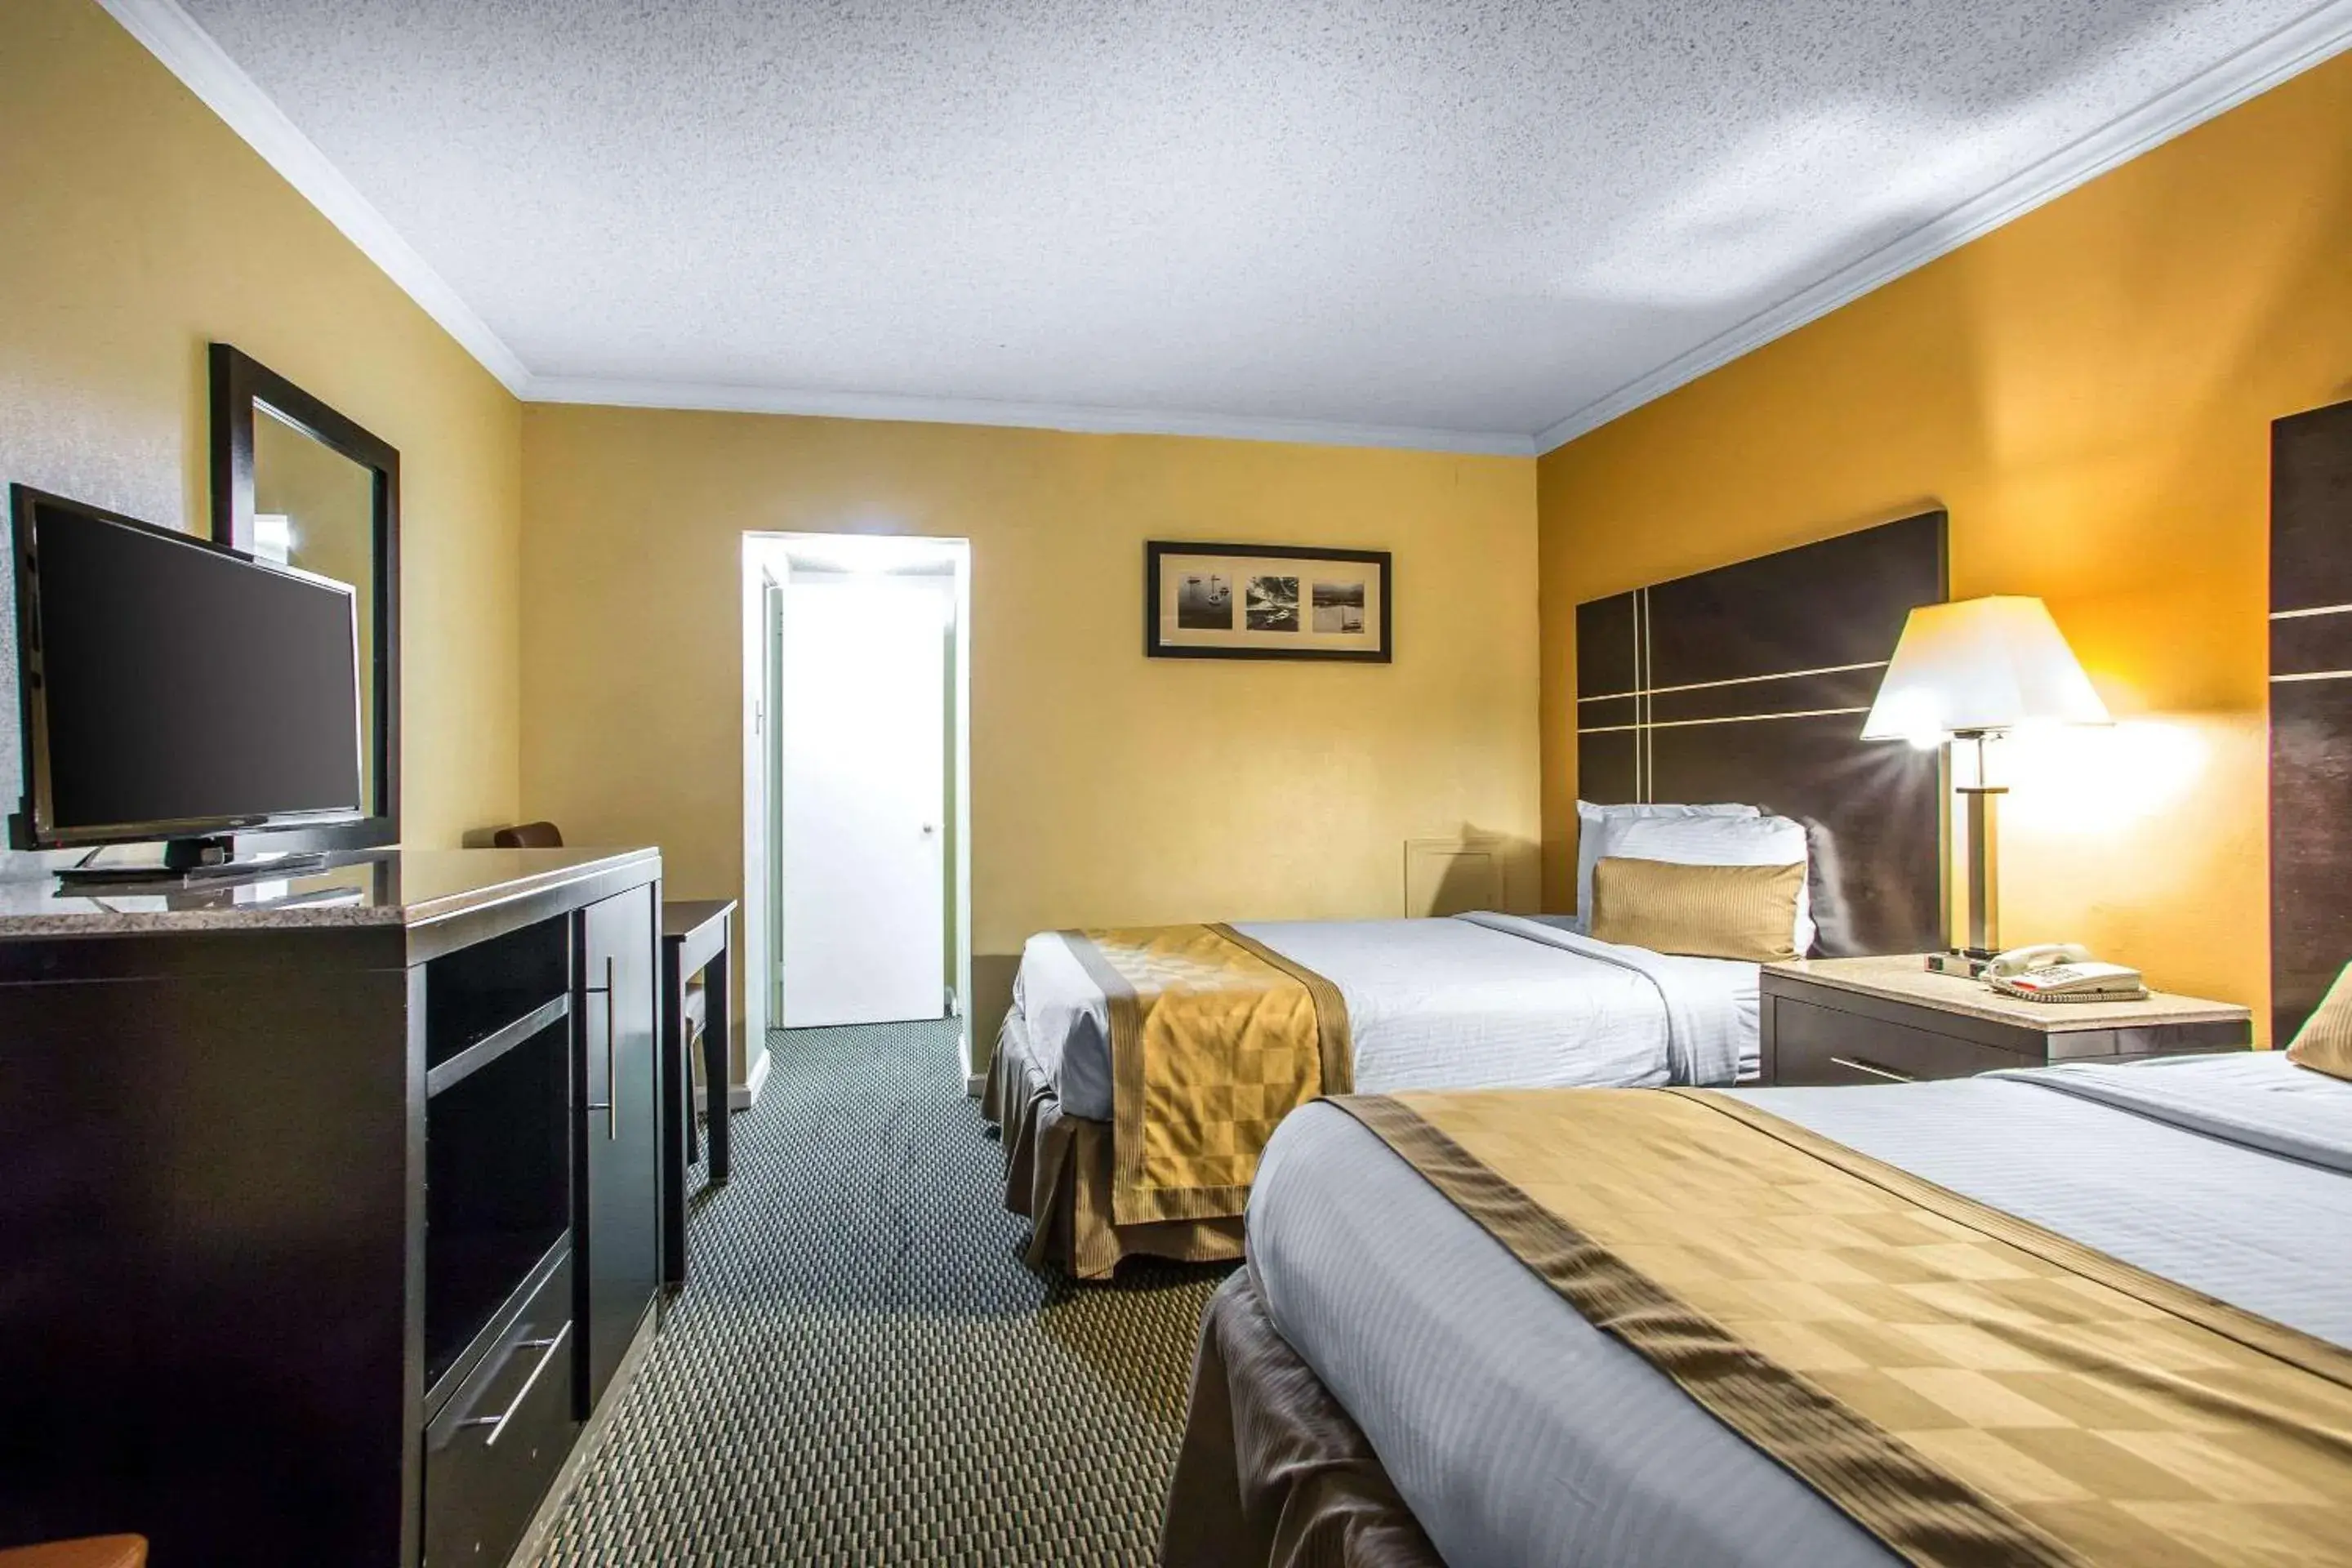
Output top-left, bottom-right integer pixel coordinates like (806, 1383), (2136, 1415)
(742, 533), (973, 1076)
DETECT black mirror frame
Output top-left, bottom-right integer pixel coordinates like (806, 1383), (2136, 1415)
(209, 343), (400, 853)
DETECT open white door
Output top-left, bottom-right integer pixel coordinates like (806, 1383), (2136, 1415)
(779, 572), (950, 1026)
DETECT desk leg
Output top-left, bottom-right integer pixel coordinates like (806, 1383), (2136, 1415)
(661, 944), (689, 1288)
(705, 938), (733, 1184)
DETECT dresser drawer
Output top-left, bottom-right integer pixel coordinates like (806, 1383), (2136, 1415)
(424, 1250), (577, 1567)
(1767, 994), (2029, 1085)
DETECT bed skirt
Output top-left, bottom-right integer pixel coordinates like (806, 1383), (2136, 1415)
(1160, 1267), (1440, 1568)
(982, 1016), (1243, 1281)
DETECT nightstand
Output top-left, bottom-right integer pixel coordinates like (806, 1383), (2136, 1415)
(1758, 956), (2253, 1086)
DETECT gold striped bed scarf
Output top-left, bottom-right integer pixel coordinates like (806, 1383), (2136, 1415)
(1062, 924), (1349, 1227)
(1330, 1086), (2352, 1568)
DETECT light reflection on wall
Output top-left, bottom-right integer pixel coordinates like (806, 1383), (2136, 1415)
(1997, 718), (2212, 836)
(1974, 711), (2262, 1025)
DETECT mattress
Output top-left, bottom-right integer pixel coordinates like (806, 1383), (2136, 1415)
(1007, 914), (1760, 1120)
(1246, 1053), (2352, 1568)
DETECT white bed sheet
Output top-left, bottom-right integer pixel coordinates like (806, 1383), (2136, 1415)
(1005, 915), (1759, 1120)
(1248, 1054), (2352, 1568)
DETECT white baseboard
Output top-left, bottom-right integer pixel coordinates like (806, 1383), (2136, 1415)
(728, 1043), (771, 1111)
(964, 1072), (985, 1098)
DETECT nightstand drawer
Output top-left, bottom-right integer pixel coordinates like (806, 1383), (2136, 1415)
(1767, 995), (2028, 1085)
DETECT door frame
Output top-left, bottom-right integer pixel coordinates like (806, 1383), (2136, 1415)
(741, 532), (974, 1078)
(764, 573), (786, 1027)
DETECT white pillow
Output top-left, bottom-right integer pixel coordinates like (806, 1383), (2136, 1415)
(1573, 800), (1759, 933)
(1595, 811), (1815, 957)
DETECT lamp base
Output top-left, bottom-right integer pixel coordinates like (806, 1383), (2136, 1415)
(1924, 950), (1994, 979)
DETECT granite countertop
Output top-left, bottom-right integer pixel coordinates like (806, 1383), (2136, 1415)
(0, 847), (660, 937)
(1764, 953), (2252, 1030)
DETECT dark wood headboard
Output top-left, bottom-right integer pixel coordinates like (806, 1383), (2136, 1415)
(1575, 510), (1949, 957)
(2270, 398), (2352, 1043)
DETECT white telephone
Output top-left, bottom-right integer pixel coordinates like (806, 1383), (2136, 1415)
(1982, 943), (2147, 1003)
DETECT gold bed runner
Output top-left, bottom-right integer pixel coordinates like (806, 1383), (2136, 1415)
(1063, 924), (1349, 1227)
(1330, 1087), (2352, 1568)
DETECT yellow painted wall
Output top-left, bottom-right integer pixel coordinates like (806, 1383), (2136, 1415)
(1538, 51), (2352, 1034)
(519, 405), (1539, 1036)
(0, 0), (523, 853)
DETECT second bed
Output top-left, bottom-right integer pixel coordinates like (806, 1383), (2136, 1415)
(984, 911), (1759, 1277)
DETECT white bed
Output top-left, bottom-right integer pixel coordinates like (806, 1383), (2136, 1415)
(1008, 911), (1760, 1120)
(1232, 1053), (2352, 1567)
(987, 800), (1797, 1276)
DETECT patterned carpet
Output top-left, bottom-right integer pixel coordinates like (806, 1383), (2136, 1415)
(528, 1019), (1231, 1567)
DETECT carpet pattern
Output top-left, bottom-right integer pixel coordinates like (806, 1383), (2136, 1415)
(527, 1019), (1231, 1567)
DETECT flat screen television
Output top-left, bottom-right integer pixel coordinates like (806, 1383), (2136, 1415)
(11, 485), (363, 871)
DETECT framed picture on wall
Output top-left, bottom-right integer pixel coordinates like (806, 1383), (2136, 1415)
(1144, 541), (1392, 662)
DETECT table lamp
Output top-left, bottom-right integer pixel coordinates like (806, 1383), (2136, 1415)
(1860, 596), (2110, 976)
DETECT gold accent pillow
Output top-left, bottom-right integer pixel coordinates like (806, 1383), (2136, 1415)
(2287, 962), (2352, 1081)
(1590, 857), (1805, 962)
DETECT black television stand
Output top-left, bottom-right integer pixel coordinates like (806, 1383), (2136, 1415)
(0, 847), (669, 1566)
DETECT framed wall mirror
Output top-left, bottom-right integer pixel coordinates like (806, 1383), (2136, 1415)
(210, 343), (400, 850)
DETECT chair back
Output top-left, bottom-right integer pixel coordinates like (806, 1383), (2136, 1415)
(492, 821), (564, 849)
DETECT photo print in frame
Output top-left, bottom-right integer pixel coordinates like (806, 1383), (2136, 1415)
(1146, 541), (1392, 662)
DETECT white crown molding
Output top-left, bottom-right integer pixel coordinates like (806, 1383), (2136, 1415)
(101, 0), (2352, 459)
(91, 0), (1529, 457)
(95, 0), (532, 394)
(1534, 0), (2352, 453)
(522, 375), (1539, 457)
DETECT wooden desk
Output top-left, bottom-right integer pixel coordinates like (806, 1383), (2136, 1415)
(662, 899), (735, 1286)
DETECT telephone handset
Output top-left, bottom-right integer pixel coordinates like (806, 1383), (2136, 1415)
(1983, 943), (2147, 1003)
(1982, 942), (2092, 978)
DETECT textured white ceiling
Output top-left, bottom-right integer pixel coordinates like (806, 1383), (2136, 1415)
(172, 0), (2341, 448)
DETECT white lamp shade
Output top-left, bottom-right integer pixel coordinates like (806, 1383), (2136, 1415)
(1861, 596), (2111, 744)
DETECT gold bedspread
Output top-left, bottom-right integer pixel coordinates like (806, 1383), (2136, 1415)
(1332, 1087), (2352, 1568)
(1063, 924), (1349, 1227)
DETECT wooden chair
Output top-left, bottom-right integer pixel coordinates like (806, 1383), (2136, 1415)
(0, 1539), (147, 1568)
(492, 820), (564, 849)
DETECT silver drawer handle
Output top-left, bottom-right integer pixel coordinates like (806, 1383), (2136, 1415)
(457, 1321), (569, 1447)
(604, 956), (618, 1140)
(1830, 1055), (1914, 1084)
(581, 956), (619, 1139)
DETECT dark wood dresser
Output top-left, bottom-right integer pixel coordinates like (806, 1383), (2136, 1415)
(0, 849), (666, 1567)
(1760, 956), (2253, 1085)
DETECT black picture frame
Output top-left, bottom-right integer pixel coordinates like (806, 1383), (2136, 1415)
(210, 343), (401, 852)
(1144, 540), (1392, 662)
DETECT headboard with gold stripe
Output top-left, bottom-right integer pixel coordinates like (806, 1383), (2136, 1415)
(1575, 511), (1948, 957)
